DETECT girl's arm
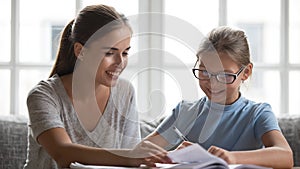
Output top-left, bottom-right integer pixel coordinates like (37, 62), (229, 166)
(208, 130), (294, 169)
(38, 128), (169, 168)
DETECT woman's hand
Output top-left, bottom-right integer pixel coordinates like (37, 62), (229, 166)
(175, 141), (194, 150)
(208, 145), (236, 164)
(129, 140), (172, 166)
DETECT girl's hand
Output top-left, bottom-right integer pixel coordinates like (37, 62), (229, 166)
(175, 141), (194, 150)
(208, 145), (236, 164)
(129, 140), (172, 166)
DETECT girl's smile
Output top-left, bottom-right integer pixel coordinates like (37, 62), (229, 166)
(197, 52), (245, 105)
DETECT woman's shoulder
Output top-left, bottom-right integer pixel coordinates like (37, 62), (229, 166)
(114, 78), (135, 93)
(28, 74), (62, 98)
(116, 78), (133, 86)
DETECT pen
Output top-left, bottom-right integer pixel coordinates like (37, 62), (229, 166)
(173, 126), (189, 141)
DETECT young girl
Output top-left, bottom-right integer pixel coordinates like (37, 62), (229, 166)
(145, 26), (293, 168)
(24, 4), (169, 169)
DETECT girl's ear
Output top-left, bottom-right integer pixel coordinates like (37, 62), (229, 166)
(74, 42), (83, 60)
(242, 63), (253, 81)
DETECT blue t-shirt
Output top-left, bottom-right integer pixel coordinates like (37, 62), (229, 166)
(156, 95), (280, 151)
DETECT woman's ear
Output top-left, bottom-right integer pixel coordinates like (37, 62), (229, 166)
(242, 63), (253, 81)
(74, 42), (83, 60)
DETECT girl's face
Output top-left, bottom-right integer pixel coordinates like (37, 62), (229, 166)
(197, 52), (248, 105)
(78, 26), (131, 87)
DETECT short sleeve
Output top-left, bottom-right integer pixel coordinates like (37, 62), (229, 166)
(254, 103), (281, 140)
(27, 82), (64, 142)
(155, 103), (182, 149)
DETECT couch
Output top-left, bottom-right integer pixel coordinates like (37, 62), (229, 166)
(0, 115), (299, 169)
(0, 116), (28, 169)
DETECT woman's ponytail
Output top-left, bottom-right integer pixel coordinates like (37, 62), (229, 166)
(49, 19), (77, 77)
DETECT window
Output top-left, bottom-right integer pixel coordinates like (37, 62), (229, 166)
(163, 0), (219, 117)
(0, 0), (10, 62)
(0, 70), (10, 115)
(162, 0), (300, 117)
(1, 0), (75, 116)
(0, 0), (11, 116)
(227, 0), (300, 116)
(0, 0), (139, 117)
(1, 0), (300, 118)
(227, 0), (281, 115)
(289, 0), (300, 116)
(81, 0), (138, 16)
(51, 25), (64, 60)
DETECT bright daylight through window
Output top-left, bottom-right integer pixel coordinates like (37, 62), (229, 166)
(0, 0), (299, 118)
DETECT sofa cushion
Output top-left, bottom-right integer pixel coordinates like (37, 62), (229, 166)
(278, 116), (300, 166)
(0, 116), (28, 169)
(140, 118), (165, 138)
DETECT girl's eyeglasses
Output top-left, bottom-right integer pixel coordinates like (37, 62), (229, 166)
(192, 66), (245, 84)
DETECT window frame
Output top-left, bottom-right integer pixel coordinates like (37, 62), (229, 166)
(1, 0), (299, 117)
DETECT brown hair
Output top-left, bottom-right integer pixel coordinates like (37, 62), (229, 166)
(49, 4), (131, 77)
(197, 26), (251, 66)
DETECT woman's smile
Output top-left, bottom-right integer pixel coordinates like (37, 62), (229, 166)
(106, 69), (122, 80)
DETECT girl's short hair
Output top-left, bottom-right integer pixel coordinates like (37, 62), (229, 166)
(197, 26), (251, 67)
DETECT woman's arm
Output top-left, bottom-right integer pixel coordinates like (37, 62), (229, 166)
(208, 130), (294, 169)
(144, 131), (171, 149)
(38, 128), (169, 168)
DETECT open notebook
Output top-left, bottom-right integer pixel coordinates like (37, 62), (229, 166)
(70, 144), (271, 169)
(70, 162), (141, 169)
(157, 143), (271, 169)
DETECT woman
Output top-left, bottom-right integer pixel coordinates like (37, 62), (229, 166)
(24, 4), (169, 169)
(145, 26), (293, 168)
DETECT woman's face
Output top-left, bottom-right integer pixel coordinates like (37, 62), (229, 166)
(198, 52), (246, 105)
(79, 26), (131, 87)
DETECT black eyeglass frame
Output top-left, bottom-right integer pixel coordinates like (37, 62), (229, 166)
(192, 66), (246, 84)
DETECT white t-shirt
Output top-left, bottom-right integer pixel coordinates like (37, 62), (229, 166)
(24, 74), (141, 169)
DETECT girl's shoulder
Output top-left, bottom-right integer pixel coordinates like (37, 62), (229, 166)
(176, 97), (207, 113)
(240, 97), (274, 119)
(242, 97), (272, 112)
